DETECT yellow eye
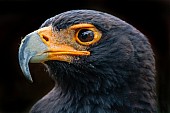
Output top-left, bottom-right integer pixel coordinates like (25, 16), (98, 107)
(75, 27), (102, 46)
(69, 23), (102, 46)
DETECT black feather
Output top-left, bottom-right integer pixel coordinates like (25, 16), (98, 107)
(31, 10), (157, 113)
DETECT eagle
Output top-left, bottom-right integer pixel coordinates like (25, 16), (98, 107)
(18, 10), (157, 113)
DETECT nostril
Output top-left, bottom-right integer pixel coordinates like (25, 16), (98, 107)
(42, 35), (49, 42)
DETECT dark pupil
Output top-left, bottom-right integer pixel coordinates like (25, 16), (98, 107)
(78, 29), (94, 42)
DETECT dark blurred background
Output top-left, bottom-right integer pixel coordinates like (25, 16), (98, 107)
(0, 0), (169, 113)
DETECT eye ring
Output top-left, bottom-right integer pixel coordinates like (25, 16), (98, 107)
(75, 27), (102, 46)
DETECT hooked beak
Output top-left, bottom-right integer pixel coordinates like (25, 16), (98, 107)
(18, 26), (90, 82)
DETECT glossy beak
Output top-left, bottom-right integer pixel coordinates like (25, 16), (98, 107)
(18, 26), (90, 82)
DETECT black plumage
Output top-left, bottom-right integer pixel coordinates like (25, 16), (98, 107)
(18, 10), (157, 113)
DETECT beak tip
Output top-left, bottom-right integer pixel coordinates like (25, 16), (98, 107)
(25, 74), (33, 83)
(28, 77), (33, 83)
(20, 67), (33, 82)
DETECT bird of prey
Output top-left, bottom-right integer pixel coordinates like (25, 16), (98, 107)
(18, 10), (157, 113)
